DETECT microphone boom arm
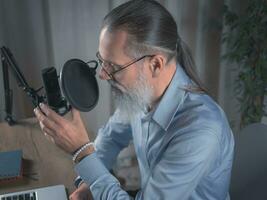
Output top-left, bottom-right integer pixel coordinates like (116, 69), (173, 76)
(0, 46), (44, 125)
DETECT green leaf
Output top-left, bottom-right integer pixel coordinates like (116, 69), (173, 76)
(222, 0), (267, 127)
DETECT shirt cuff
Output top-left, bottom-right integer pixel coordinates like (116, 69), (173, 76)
(74, 152), (109, 185)
(74, 176), (84, 188)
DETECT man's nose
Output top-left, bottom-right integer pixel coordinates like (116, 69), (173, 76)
(98, 67), (111, 80)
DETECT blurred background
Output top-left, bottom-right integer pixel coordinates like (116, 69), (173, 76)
(0, 0), (267, 194)
(1, 0), (263, 133)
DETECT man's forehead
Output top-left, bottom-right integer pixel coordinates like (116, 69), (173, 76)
(98, 27), (129, 62)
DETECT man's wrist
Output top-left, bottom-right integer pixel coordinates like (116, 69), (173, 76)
(75, 144), (95, 163)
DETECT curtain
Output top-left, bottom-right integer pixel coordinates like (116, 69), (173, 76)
(0, 0), (113, 135)
(0, 0), (242, 135)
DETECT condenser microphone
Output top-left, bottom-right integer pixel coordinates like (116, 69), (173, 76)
(41, 67), (70, 115)
(41, 59), (99, 115)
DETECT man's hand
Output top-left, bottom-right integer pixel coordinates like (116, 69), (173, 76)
(34, 103), (90, 154)
(69, 183), (93, 200)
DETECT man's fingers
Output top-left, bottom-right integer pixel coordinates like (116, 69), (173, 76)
(34, 107), (46, 123)
(34, 107), (61, 134)
(40, 122), (56, 138)
(34, 103), (91, 154)
(39, 103), (66, 125)
(69, 194), (76, 200)
(43, 129), (55, 143)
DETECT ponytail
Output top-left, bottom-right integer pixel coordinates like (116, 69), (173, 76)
(176, 38), (208, 94)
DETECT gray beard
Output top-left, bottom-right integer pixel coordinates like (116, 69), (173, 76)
(109, 73), (153, 123)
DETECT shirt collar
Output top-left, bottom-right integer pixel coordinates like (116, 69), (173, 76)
(152, 64), (192, 131)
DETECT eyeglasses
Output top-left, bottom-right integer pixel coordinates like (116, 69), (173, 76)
(96, 52), (154, 79)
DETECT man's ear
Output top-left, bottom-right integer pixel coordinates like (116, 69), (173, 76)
(149, 55), (165, 77)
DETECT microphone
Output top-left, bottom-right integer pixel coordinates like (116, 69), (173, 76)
(41, 67), (70, 115)
(1, 45), (98, 125)
(41, 59), (99, 115)
(60, 59), (99, 112)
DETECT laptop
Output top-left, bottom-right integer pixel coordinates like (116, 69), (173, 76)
(0, 185), (68, 200)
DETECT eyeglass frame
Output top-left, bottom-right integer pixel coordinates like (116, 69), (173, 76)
(96, 52), (155, 79)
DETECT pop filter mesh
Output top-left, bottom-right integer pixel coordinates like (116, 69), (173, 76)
(60, 59), (99, 112)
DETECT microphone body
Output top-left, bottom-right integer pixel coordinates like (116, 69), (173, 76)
(42, 67), (70, 115)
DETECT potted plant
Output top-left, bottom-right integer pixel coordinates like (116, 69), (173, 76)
(222, 0), (267, 127)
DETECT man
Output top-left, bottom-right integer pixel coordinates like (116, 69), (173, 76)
(34, 0), (234, 199)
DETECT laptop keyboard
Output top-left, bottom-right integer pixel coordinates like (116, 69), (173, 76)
(1, 191), (37, 200)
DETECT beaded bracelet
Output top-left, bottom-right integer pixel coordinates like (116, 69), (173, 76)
(72, 142), (94, 163)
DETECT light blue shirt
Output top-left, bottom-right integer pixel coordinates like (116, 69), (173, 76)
(75, 65), (235, 200)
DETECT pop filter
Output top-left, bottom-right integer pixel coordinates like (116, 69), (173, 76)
(60, 59), (99, 112)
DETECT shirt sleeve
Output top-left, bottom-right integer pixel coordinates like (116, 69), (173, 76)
(94, 110), (133, 170)
(74, 110), (132, 188)
(74, 128), (220, 200)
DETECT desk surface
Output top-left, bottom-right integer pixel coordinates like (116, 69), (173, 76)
(0, 118), (76, 195)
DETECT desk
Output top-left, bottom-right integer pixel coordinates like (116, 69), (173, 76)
(0, 118), (76, 195)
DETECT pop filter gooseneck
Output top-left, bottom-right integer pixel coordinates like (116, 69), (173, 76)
(60, 59), (99, 112)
